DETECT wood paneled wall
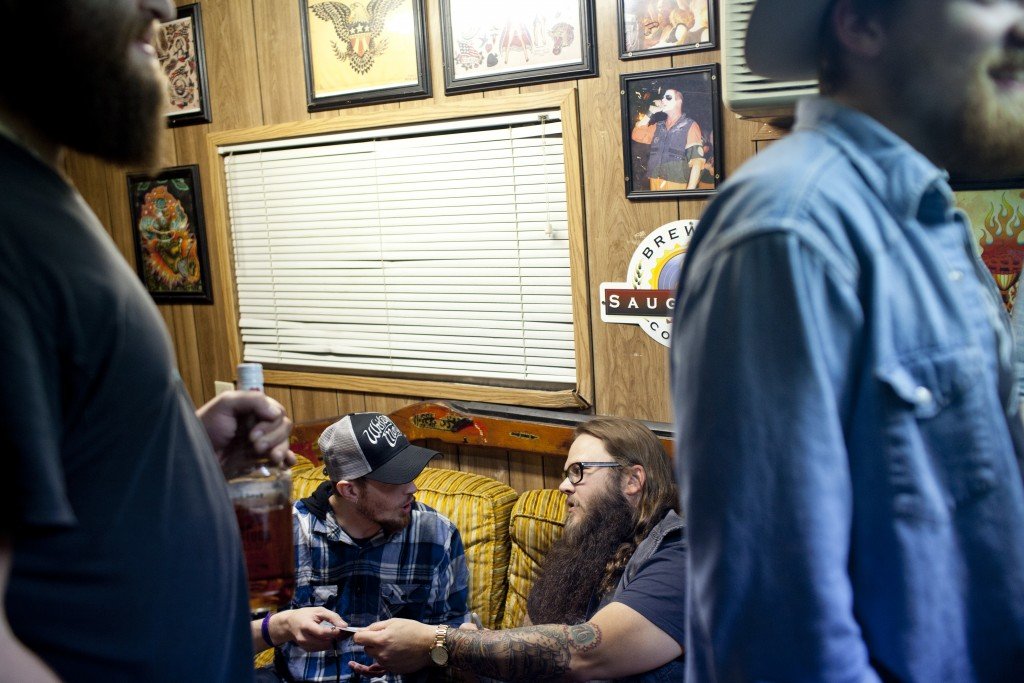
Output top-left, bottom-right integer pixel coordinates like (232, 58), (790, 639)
(66, 0), (761, 427)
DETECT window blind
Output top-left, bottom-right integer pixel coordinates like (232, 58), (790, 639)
(220, 110), (575, 386)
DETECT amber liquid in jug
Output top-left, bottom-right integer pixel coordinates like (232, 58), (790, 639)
(222, 363), (295, 618)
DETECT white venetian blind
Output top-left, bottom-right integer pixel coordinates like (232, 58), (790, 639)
(220, 110), (575, 387)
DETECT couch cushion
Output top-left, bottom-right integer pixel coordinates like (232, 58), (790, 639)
(290, 456), (326, 500)
(501, 488), (566, 629)
(414, 467), (518, 630)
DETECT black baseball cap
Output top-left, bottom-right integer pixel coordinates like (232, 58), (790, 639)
(318, 412), (439, 484)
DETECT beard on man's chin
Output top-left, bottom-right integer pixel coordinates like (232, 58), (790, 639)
(21, 46), (166, 171)
(377, 513), (411, 536)
(355, 496), (411, 537)
(71, 68), (165, 170)
(525, 486), (636, 626)
(945, 62), (1024, 179)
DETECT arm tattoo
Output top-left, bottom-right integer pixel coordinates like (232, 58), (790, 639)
(567, 623), (601, 653)
(447, 622), (603, 681)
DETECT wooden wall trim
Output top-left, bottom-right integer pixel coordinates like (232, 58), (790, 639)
(207, 89), (577, 148)
(559, 89), (595, 407)
(264, 370), (588, 409)
(204, 130), (244, 372)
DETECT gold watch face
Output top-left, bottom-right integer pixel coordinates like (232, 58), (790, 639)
(429, 645), (449, 666)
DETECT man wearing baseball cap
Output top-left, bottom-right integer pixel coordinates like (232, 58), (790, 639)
(672, 1), (1024, 681)
(255, 412), (469, 682)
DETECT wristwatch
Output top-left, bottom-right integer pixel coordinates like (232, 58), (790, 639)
(428, 624), (450, 666)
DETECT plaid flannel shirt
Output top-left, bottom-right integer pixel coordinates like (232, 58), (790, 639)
(277, 493), (469, 682)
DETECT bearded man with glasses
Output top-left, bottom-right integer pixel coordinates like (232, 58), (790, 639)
(349, 417), (687, 682)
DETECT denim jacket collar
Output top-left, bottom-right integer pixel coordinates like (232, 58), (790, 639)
(794, 97), (951, 225)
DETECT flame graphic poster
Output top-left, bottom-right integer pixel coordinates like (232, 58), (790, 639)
(955, 185), (1024, 312)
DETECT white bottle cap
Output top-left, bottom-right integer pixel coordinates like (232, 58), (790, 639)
(236, 363), (264, 392)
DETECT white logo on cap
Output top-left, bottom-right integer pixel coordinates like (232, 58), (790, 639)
(364, 415), (401, 448)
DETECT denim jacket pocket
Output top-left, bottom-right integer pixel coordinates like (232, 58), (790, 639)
(875, 347), (998, 523)
(379, 582), (430, 621)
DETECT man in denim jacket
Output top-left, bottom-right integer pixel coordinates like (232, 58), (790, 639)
(672, 0), (1024, 681)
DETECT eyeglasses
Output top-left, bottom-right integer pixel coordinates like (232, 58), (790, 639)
(562, 461), (622, 485)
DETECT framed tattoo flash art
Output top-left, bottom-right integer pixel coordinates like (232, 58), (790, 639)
(299, 0), (431, 111)
(621, 65), (722, 200)
(618, 0), (716, 60)
(439, 0), (598, 95)
(126, 165), (213, 304)
(952, 178), (1024, 312)
(156, 3), (212, 127)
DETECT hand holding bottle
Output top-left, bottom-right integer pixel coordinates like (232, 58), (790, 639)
(197, 389), (295, 469)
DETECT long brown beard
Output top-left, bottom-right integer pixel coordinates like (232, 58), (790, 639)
(525, 486), (636, 625)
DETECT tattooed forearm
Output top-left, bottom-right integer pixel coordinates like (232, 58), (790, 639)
(447, 622), (603, 681)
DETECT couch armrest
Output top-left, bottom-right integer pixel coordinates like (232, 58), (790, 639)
(416, 468), (519, 630)
(501, 489), (566, 630)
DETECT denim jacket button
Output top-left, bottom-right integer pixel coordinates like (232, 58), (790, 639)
(949, 269), (963, 281)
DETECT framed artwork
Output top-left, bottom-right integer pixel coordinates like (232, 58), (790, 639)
(299, 0), (431, 111)
(126, 165), (213, 304)
(156, 3), (212, 127)
(952, 178), (1024, 312)
(618, 0), (717, 60)
(439, 0), (598, 95)
(621, 65), (722, 200)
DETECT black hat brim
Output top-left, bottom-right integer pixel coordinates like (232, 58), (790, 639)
(363, 443), (439, 484)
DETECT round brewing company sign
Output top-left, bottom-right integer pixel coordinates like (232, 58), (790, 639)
(599, 220), (697, 347)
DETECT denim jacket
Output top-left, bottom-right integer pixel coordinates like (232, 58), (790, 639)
(672, 97), (1024, 682)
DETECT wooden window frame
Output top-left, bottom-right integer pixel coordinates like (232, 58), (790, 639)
(206, 89), (593, 409)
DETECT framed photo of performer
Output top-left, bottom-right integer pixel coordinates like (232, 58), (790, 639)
(621, 64), (722, 200)
(951, 178), (1024, 313)
(156, 3), (212, 126)
(440, 0), (598, 95)
(617, 0), (717, 60)
(126, 165), (213, 304)
(299, 0), (432, 111)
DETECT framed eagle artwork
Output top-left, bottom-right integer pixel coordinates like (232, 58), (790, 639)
(299, 0), (432, 111)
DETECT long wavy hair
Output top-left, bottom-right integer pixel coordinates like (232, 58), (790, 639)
(573, 417), (678, 596)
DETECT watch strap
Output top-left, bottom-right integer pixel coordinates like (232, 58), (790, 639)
(430, 624), (450, 666)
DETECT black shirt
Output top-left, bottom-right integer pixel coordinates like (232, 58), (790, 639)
(0, 136), (253, 681)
